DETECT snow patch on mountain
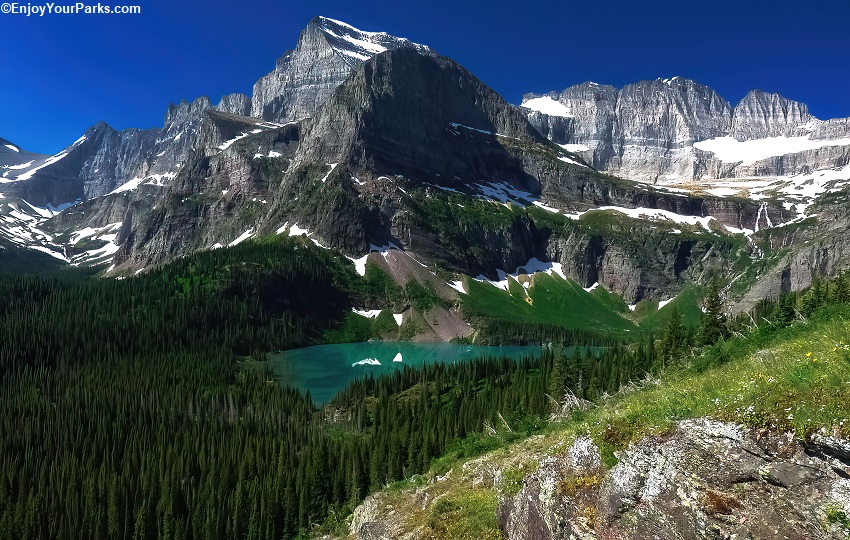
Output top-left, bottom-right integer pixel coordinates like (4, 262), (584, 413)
(316, 16), (430, 62)
(559, 143), (590, 153)
(474, 257), (568, 293)
(109, 172), (176, 195)
(218, 129), (264, 151)
(694, 135), (850, 166)
(448, 280), (466, 294)
(522, 96), (572, 117)
(228, 229), (254, 247)
(474, 181), (536, 205)
(68, 222), (123, 267)
(320, 163), (338, 183)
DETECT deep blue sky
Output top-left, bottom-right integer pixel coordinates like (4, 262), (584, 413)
(1, 0), (847, 154)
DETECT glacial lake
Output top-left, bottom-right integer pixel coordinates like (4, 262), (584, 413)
(260, 342), (545, 404)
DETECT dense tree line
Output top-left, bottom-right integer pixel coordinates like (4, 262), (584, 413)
(472, 319), (621, 347)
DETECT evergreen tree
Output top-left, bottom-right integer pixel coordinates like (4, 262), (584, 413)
(660, 307), (687, 368)
(697, 277), (728, 346)
(548, 348), (568, 401)
(775, 293), (796, 327)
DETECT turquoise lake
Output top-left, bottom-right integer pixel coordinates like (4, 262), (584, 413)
(263, 342), (544, 404)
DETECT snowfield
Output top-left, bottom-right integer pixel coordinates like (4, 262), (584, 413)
(522, 96), (573, 117)
(694, 135), (850, 166)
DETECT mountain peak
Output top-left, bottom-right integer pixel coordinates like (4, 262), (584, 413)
(308, 15), (431, 62)
(251, 16), (432, 122)
(733, 88), (814, 138)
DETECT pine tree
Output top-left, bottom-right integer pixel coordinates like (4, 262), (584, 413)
(835, 272), (850, 304)
(548, 348), (568, 401)
(660, 307), (686, 368)
(775, 293), (796, 327)
(697, 277), (728, 346)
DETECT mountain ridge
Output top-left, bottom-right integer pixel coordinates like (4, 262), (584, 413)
(0, 15), (845, 317)
(521, 78), (850, 191)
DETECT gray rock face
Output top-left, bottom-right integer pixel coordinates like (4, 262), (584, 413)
(248, 48), (780, 302)
(1, 95), (216, 207)
(292, 47), (544, 180)
(215, 93), (251, 116)
(732, 89), (815, 139)
(736, 199), (850, 312)
(522, 79), (850, 184)
(0, 137), (51, 180)
(0, 17), (808, 312)
(250, 16), (431, 123)
(498, 437), (602, 540)
(499, 419), (850, 540)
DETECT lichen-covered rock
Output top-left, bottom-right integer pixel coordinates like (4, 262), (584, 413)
(348, 490), (426, 540)
(498, 436), (601, 540)
(499, 419), (850, 539)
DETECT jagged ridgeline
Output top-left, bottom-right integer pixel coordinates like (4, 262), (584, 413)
(4, 14), (822, 318)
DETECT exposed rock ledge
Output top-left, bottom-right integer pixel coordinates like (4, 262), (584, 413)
(348, 419), (850, 539)
(501, 419), (850, 539)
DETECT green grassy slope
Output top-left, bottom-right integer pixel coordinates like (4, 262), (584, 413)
(460, 272), (639, 341)
(634, 283), (704, 332)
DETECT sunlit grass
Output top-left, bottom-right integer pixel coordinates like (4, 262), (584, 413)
(568, 304), (850, 460)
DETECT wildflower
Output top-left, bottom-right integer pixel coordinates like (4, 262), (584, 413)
(806, 352), (812, 357)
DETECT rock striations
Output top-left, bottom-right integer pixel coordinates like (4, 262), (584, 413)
(2, 16), (429, 208)
(251, 16), (432, 123)
(522, 78), (850, 184)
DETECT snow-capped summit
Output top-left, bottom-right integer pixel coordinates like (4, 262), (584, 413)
(251, 16), (433, 122)
(0, 137), (21, 154)
(312, 16), (431, 62)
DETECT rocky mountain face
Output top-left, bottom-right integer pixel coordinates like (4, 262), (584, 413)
(2, 16), (428, 211)
(522, 79), (850, 186)
(0, 137), (50, 180)
(2, 15), (846, 309)
(33, 42), (784, 305)
(251, 16), (432, 123)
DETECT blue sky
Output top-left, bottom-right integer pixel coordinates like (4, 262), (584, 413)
(1, 0), (847, 153)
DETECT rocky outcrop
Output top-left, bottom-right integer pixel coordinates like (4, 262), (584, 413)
(498, 437), (602, 540)
(522, 79), (850, 184)
(499, 419), (850, 539)
(547, 229), (730, 303)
